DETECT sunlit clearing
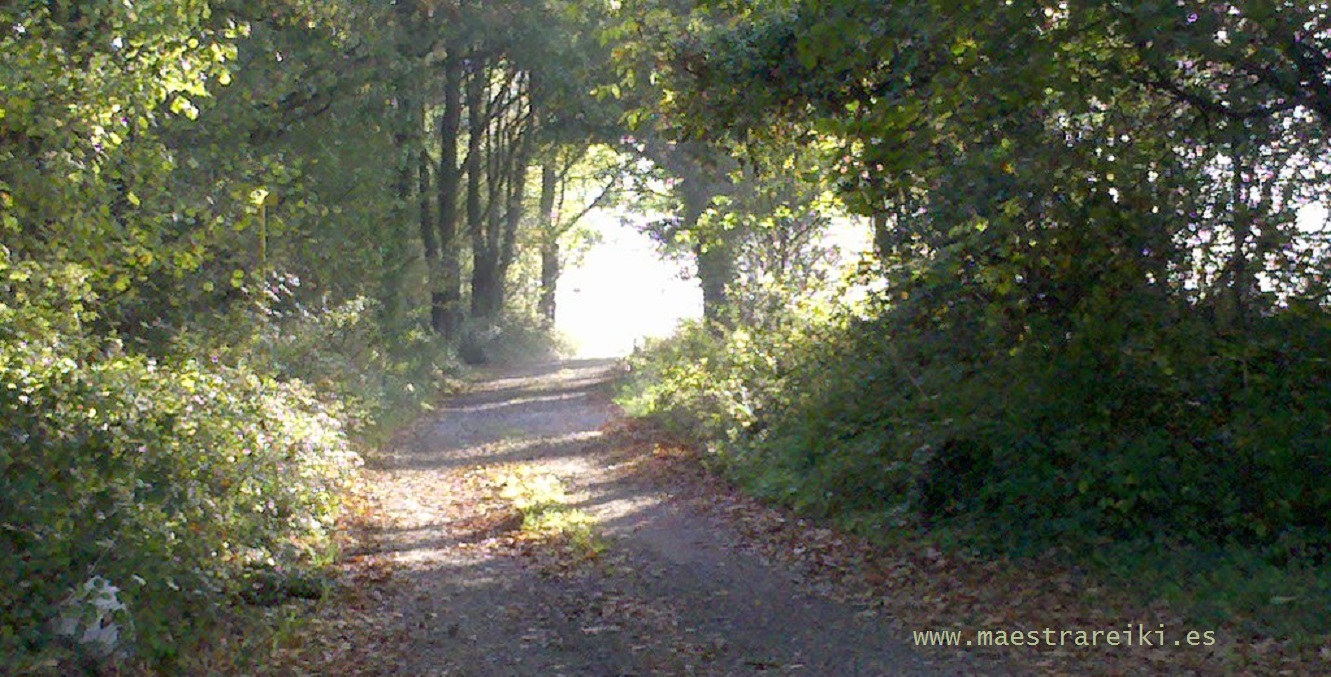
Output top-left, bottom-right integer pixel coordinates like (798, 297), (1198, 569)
(556, 210), (702, 357)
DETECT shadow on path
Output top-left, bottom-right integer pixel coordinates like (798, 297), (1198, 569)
(363, 359), (1013, 676)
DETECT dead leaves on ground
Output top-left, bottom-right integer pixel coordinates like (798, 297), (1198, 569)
(238, 475), (413, 677)
(251, 415), (1327, 677)
(598, 419), (1328, 677)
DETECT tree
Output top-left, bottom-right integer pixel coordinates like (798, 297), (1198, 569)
(1, 1), (428, 668)
(533, 145), (622, 326)
(601, 0), (765, 327)
(390, 0), (624, 347)
(674, 0), (1331, 321)
(622, 0), (1331, 560)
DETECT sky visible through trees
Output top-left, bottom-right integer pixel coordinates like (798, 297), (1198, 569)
(556, 210), (703, 357)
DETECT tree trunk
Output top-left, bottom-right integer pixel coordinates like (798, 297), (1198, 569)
(641, 139), (736, 330)
(417, 149), (445, 332)
(469, 71), (532, 321)
(495, 101), (533, 315)
(537, 160), (559, 325)
(681, 175), (733, 329)
(871, 211), (892, 262)
(380, 112), (414, 329)
(435, 51), (465, 339)
(466, 62), (496, 320)
(696, 239), (734, 329)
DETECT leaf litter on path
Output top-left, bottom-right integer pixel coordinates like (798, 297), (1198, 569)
(267, 360), (1325, 676)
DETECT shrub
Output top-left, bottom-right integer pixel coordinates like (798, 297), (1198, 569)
(201, 274), (457, 439)
(0, 251), (362, 671)
(456, 311), (569, 366)
(619, 272), (1331, 564)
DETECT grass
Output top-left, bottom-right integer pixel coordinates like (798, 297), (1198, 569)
(1085, 539), (1331, 643)
(497, 466), (606, 563)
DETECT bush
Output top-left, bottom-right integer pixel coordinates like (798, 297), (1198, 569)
(620, 277), (1331, 643)
(201, 274), (458, 439)
(619, 274), (1331, 563)
(456, 312), (569, 366)
(0, 251), (363, 671)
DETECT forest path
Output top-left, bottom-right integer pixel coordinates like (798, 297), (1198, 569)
(326, 359), (1008, 676)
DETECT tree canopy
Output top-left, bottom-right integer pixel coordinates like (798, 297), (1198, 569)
(618, 0), (1331, 650)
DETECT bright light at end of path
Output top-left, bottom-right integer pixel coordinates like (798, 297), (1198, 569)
(555, 211), (702, 358)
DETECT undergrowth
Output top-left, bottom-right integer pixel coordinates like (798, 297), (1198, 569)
(618, 284), (1331, 645)
(0, 252), (453, 673)
(498, 466), (605, 564)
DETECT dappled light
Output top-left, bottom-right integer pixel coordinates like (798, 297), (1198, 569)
(356, 362), (980, 676)
(5, 0), (1329, 674)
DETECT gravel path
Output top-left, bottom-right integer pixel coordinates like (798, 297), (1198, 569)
(359, 359), (1008, 676)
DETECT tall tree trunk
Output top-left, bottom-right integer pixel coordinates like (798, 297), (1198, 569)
(696, 241), (734, 329)
(871, 211), (892, 262)
(435, 52), (465, 339)
(681, 174), (733, 329)
(418, 149), (443, 331)
(466, 62), (494, 320)
(536, 159), (559, 325)
(470, 70), (532, 321)
(474, 90), (504, 319)
(381, 121), (414, 330)
(643, 139), (737, 330)
(494, 101), (533, 316)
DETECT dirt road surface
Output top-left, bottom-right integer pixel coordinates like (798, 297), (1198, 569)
(334, 359), (1011, 676)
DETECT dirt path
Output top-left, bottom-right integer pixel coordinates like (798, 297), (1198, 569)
(333, 360), (1010, 676)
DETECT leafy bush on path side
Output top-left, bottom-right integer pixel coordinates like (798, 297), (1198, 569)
(617, 280), (1331, 639)
(0, 250), (364, 670)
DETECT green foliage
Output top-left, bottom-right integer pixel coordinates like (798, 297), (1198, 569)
(628, 267), (1331, 547)
(199, 276), (457, 437)
(621, 275), (1331, 634)
(0, 0), (570, 670)
(1093, 541), (1331, 642)
(457, 312), (571, 366)
(0, 250), (369, 670)
(612, 4), (1331, 644)
(618, 321), (736, 439)
(619, 289), (844, 459)
(499, 468), (599, 548)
